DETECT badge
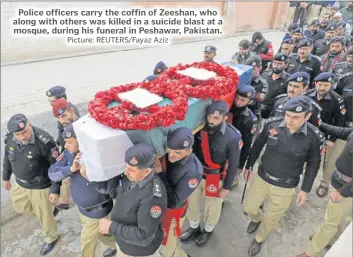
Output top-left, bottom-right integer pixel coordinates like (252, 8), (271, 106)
(188, 178), (198, 188)
(58, 109), (64, 115)
(247, 92), (252, 97)
(257, 93), (265, 101)
(51, 148), (59, 158)
(27, 155), (33, 159)
(268, 128), (278, 137)
(252, 62), (256, 66)
(281, 56), (284, 61)
(56, 153), (64, 161)
(66, 132), (71, 138)
(130, 157), (138, 165)
(46, 90), (51, 96)
(18, 122), (24, 129)
(183, 140), (189, 147)
(9, 146), (14, 151)
(153, 183), (162, 197)
(328, 77), (332, 82)
(340, 108), (346, 115)
(213, 111), (220, 116)
(296, 106), (303, 112)
(297, 76), (303, 82)
(278, 104), (283, 109)
(150, 205), (162, 218)
(207, 184), (217, 193)
(239, 140), (244, 150)
(251, 126), (257, 135)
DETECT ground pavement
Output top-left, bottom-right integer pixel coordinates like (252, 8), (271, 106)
(0, 30), (336, 257)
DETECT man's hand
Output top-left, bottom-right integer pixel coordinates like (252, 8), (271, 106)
(49, 193), (59, 204)
(243, 169), (254, 182)
(296, 190), (308, 207)
(219, 188), (230, 198)
(231, 59), (238, 64)
(326, 141), (335, 149)
(71, 153), (82, 173)
(329, 191), (343, 202)
(3, 180), (11, 191)
(80, 162), (89, 180)
(99, 218), (113, 234)
(154, 155), (163, 173)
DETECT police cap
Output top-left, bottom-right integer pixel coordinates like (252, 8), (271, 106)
(46, 86), (66, 97)
(206, 100), (229, 116)
(325, 23), (338, 31)
(62, 124), (76, 139)
(346, 46), (353, 56)
(283, 95), (312, 113)
(288, 72), (310, 84)
(7, 113), (29, 134)
(330, 36), (345, 46)
(281, 38), (294, 45)
(309, 20), (320, 26)
(288, 23), (299, 32)
(124, 143), (155, 168)
(314, 72), (335, 83)
(204, 45), (217, 53)
(237, 85), (255, 99)
(245, 55), (262, 67)
(298, 38), (313, 48)
(167, 127), (194, 150)
(292, 27), (303, 34)
(52, 98), (70, 117)
(273, 53), (289, 62)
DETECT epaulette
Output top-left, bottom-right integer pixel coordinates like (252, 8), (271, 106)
(333, 62), (347, 68)
(289, 53), (297, 58)
(275, 93), (287, 100)
(305, 88), (317, 96)
(329, 90), (344, 104)
(33, 127), (52, 145)
(308, 98), (323, 112)
(4, 133), (11, 144)
(310, 54), (321, 61)
(264, 116), (283, 124)
(307, 123), (326, 143)
(152, 178), (163, 198)
(339, 71), (353, 79)
(227, 123), (241, 136)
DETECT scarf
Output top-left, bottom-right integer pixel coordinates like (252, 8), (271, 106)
(321, 51), (346, 72)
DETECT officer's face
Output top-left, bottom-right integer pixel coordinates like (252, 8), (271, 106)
(167, 148), (192, 163)
(234, 95), (251, 107)
(252, 66), (261, 78)
(57, 108), (75, 127)
(280, 43), (294, 55)
(330, 42), (343, 55)
(206, 113), (227, 132)
(325, 30), (336, 39)
(287, 82), (308, 97)
(272, 60), (287, 74)
(336, 26), (344, 36)
(298, 46), (312, 58)
(124, 163), (151, 183)
(315, 81), (332, 96)
(292, 33), (302, 42)
(13, 124), (33, 145)
(204, 51), (216, 62)
(255, 39), (263, 45)
(239, 47), (249, 56)
(64, 137), (79, 154)
(285, 111), (310, 130)
(309, 25), (318, 32)
(330, 8), (338, 16)
(322, 14), (330, 22)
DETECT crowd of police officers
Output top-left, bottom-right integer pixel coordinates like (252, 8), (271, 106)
(2, 4), (353, 257)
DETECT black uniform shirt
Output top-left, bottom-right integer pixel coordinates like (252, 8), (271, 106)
(332, 62), (352, 81)
(335, 72), (353, 125)
(245, 117), (325, 193)
(57, 102), (80, 151)
(312, 38), (330, 57)
(287, 54), (322, 85)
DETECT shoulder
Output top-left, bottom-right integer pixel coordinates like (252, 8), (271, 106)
(33, 127), (55, 145)
(307, 123), (326, 144)
(305, 88), (317, 96)
(249, 109), (258, 122)
(4, 133), (12, 145)
(275, 93), (287, 100)
(151, 175), (166, 199)
(329, 90), (344, 104)
(308, 98), (323, 112)
(262, 70), (272, 78)
(264, 116), (283, 125)
(289, 53), (298, 59)
(226, 123), (242, 140)
(333, 62), (346, 69)
(258, 76), (268, 85)
(310, 54), (321, 62)
(339, 71), (353, 79)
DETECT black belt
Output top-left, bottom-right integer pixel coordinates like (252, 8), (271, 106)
(259, 166), (298, 184)
(16, 176), (48, 184)
(80, 198), (112, 212)
(334, 170), (352, 183)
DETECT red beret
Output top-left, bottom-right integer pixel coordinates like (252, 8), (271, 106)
(52, 98), (69, 117)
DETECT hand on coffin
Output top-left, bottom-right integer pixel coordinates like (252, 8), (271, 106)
(71, 153), (82, 173)
(154, 155), (163, 173)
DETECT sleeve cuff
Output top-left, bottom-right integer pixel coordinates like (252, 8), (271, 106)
(2, 174), (11, 181)
(109, 221), (119, 235)
(62, 167), (73, 178)
(300, 186), (311, 193)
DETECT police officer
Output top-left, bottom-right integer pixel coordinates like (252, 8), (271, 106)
(231, 39), (256, 64)
(306, 72), (346, 198)
(48, 124), (117, 257)
(278, 39), (295, 55)
(203, 46), (217, 62)
(143, 62), (168, 82)
(335, 22), (353, 47)
(243, 96), (326, 256)
(143, 75), (158, 82)
(180, 100), (242, 246)
(98, 143), (167, 257)
(51, 98), (81, 210)
(2, 114), (60, 256)
(291, 27), (305, 53)
(296, 124), (352, 257)
(270, 72), (322, 127)
(312, 23), (337, 57)
(320, 36), (347, 72)
(154, 127), (203, 257)
(332, 46), (353, 80)
(245, 55), (269, 119)
(261, 53), (290, 118)
(250, 32), (274, 71)
(304, 20), (325, 42)
(229, 86), (258, 187)
(287, 38), (322, 85)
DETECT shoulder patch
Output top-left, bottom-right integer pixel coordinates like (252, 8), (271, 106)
(150, 205), (162, 218)
(152, 178), (163, 198)
(308, 98), (323, 112)
(275, 93), (287, 100)
(339, 72), (353, 79)
(227, 123), (241, 136)
(308, 123), (326, 143)
(56, 153), (64, 162)
(188, 178), (199, 189)
(265, 116), (283, 124)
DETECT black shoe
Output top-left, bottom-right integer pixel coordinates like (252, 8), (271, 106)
(247, 221), (261, 233)
(195, 230), (213, 247)
(180, 226), (201, 242)
(56, 203), (70, 210)
(53, 207), (59, 217)
(103, 248), (117, 257)
(248, 239), (263, 256)
(40, 236), (59, 255)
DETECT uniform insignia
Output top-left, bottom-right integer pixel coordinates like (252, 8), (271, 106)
(251, 125), (257, 135)
(130, 157), (138, 165)
(252, 62), (256, 66)
(58, 109), (64, 115)
(153, 179), (162, 198)
(278, 104), (283, 109)
(281, 56), (284, 61)
(27, 155), (33, 159)
(328, 77), (332, 82)
(18, 122), (24, 129)
(269, 128), (278, 137)
(183, 140), (189, 147)
(257, 92), (265, 101)
(66, 132), (71, 138)
(56, 153), (64, 161)
(51, 147), (59, 158)
(296, 106), (303, 112)
(340, 108), (346, 115)
(9, 146), (14, 151)
(213, 111), (220, 116)
(315, 130), (319, 134)
(247, 92), (252, 97)
(297, 76), (303, 82)
(207, 184), (217, 193)
(238, 140), (244, 150)
(337, 68), (343, 73)
(188, 178), (198, 188)
(150, 205), (162, 218)
(46, 90), (51, 96)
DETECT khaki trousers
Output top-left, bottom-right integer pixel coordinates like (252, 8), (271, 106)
(10, 183), (59, 243)
(186, 179), (223, 231)
(160, 217), (185, 257)
(116, 244), (160, 257)
(80, 214), (116, 257)
(286, 7), (296, 28)
(59, 179), (71, 204)
(307, 4), (322, 22)
(306, 186), (353, 257)
(244, 175), (296, 242)
(321, 139), (347, 187)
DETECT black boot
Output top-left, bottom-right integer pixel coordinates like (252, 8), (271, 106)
(56, 203), (70, 210)
(103, 248), (117, 257)
(40, 236), (59, 256)
(247, 221), (261, 233)
(53, 207), (59, 217)
(195, 230), (213, 247)
(248, 239), (263, 256)
(180, 226), (201, 242)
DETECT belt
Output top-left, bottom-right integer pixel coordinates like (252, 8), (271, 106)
(334, 170), (352, 183)
(80, 198), (112, 212)
(16, 176), (48, 184)
(345, 121), (353, 128)
(260, 166), (297, 184)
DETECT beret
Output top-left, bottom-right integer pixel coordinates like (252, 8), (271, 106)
(245, 54), (262, 67)
(167, 127), (194, 150)
(125, 143), (155, 168)
(309, 20), (320, 26)
(206, 100), (229, 115)
(52, 98), (69, 117)
(283, 95), (312, 113)
(273, 53), (289, 62)
(7, 113), (28, 134)
(204, 45), (217, 52)
(288, 72), (310, 83)
(346, 46), (353, 55)
(46, 86), (66, 97)
(314, 72), (335, 82)
(281, 38), (294, 45)
(288, 23), (299, 32)
(325, 23), (338, 31)
(292, 27), (303, 34)
(298, 38), (313, 48)
(62, 124), (76, 139)
(237, 85), (256, 98)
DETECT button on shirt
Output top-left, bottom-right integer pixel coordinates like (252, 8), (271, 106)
(287, 54), (322, 85)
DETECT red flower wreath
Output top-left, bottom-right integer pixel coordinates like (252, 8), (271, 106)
(88, 80), (188, 130)
(157, 61), (239, 100)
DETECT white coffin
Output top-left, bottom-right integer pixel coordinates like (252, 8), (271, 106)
(72, 114), (134, 181)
